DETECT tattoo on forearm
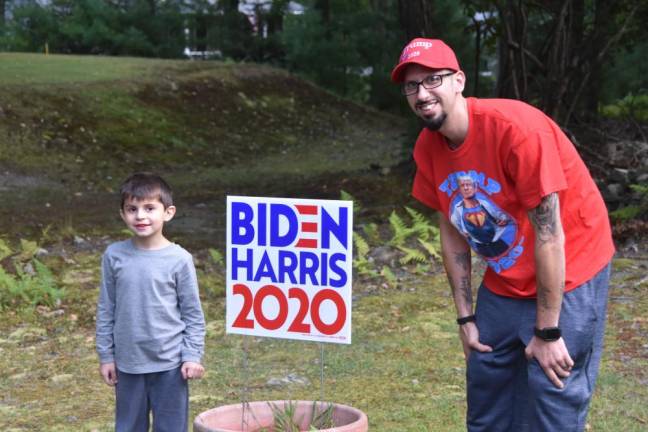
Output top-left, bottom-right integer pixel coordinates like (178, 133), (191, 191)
(537, 283), (551, 310)
(460, 276), (472, 307)
(536, 281), (564, 312)
(529, 193), (558, 244)
(454, 251), (471, 272)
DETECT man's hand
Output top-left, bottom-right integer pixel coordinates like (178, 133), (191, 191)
(525, 336), (573, 389)
(459, 322), (493, 360)
(99, 362), (118, 386)
(181, 361), (205, 380)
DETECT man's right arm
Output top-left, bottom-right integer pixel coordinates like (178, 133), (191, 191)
(439, 213), (492, 358)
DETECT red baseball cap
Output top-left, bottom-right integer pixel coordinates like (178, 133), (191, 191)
(391, 38), (460, 83)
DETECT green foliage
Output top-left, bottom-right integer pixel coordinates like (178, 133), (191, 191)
(263, 401), (334, 432)
(0, 239), (64, 309)
(282, 1), (403, 103)
(352, 232), (377, 277)
(601, 93), (648, 122)
(208, 248), (224, 266)
(2, 0), (186, 57)
(0, 239), (12, 262)
(397, 245), (428, 265)
(362, 223), (380, 244)
(340, 190), (360, 215)
(388, 207), (439, 247)
(0, 259), (63, 310)
(380, 265), (398, 288)
(610, 183), (648, 221)
(352, 203), (440, 287)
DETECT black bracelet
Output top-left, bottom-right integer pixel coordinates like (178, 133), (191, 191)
(456, 314), (476, 325)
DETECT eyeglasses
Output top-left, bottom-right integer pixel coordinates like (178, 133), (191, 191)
(401, 72), (455, 96)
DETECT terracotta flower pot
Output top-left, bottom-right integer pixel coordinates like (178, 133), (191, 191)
(193, 400), (368, 432)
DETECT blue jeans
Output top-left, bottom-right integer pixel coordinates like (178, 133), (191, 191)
(467, 263), (611, 432)
(115, 366), (188, 432)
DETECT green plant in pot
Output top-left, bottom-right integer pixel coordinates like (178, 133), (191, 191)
(193, 399), (368, 432)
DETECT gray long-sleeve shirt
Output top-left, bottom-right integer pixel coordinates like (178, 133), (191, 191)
(95, 239), (206, 374)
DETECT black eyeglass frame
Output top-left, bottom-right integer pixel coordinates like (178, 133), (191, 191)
(401, 72), (456, 96)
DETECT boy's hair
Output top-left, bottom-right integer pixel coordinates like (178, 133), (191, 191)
(120, 172), (173, 209)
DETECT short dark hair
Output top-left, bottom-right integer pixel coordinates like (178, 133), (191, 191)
(120, 172), (173, 209)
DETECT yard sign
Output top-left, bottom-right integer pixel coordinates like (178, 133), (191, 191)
(226, 196), (353, 344)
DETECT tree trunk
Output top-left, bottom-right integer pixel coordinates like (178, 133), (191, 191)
(397, 0), (436, 40)
(0, 0), (6, 27)
(314, 0), (330, 25)
(268, 0), (289, 35)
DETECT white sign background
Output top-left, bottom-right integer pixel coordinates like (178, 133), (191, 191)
(226, 196), (353, 344)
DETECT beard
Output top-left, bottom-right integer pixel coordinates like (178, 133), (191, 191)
(421, 112), (447, 131)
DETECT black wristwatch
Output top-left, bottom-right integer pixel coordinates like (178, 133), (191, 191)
(534, 326), (562, 342)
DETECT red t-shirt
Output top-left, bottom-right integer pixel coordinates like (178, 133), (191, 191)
(412, 97), (614, 298)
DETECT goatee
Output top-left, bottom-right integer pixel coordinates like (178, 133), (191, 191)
(422, 113), (447, 131)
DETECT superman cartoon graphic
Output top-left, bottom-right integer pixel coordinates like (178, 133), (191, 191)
(449, 175), (516, 258)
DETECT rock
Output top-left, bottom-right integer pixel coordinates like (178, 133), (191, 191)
(636, 172), (648, 184)
(23, 262), (36, 276)
(51, 374), (74, 383)
(603, 183), (624, 202)
(609, 168), (630, 184)
(266, 373), (310, 387)
(35, 247), (49, 257)
(9, 326), (47, 342)
(369, 246), (399, 267)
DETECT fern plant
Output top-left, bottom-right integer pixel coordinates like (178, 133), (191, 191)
(353, 232), (378, 277)
(0, 239), (64, 309)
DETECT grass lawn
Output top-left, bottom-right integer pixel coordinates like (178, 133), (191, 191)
(0, 53), (179, 85)
(1, 247), (646, 431)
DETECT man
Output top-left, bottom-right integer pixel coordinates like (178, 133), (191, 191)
(392, 38), (615, 431)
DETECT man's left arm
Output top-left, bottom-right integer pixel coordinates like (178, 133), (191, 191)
(524, 192), (574, 389)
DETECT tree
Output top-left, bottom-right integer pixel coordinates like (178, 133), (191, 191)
(397, 0), (437, 40)
(493, 0), (642, 125)
(1, 0), (6, 27)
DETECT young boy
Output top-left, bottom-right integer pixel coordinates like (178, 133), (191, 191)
(96, 172), (206, 432)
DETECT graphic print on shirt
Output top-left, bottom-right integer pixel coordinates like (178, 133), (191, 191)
(440, 171), (525, 273)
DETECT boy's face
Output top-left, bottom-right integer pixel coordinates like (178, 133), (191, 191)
(120, 196), (176, 241)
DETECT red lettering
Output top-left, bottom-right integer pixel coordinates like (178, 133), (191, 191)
(232, 284), (254, 328)
(253, 285), (288, 330)
(311, 289), (346, 335)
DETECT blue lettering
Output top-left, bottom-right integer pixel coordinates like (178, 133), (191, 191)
(328, 253), (347, 288)
(483, 178), (501, 195)
(471, 170), (485, 188)
(253, 251), (277, 281)
(278, 250), (298, 284)
(270, 204), (298, 247)
(499, 256), (515, 270)
(231, 247), (253, 280)
(258, 203), (267, 246)
(486, 238), (525, 274)
(439, 179), (452, 197)
(322, 207), (348, 249)
(231, 202), (255, 245)
(299, 252), (319, 285)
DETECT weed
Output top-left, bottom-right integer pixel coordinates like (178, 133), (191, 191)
(261, 401), (335, 432)
(601, 92), (648, 122)
(0, 239), (64, 309)
(347, 189), (441, 288)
